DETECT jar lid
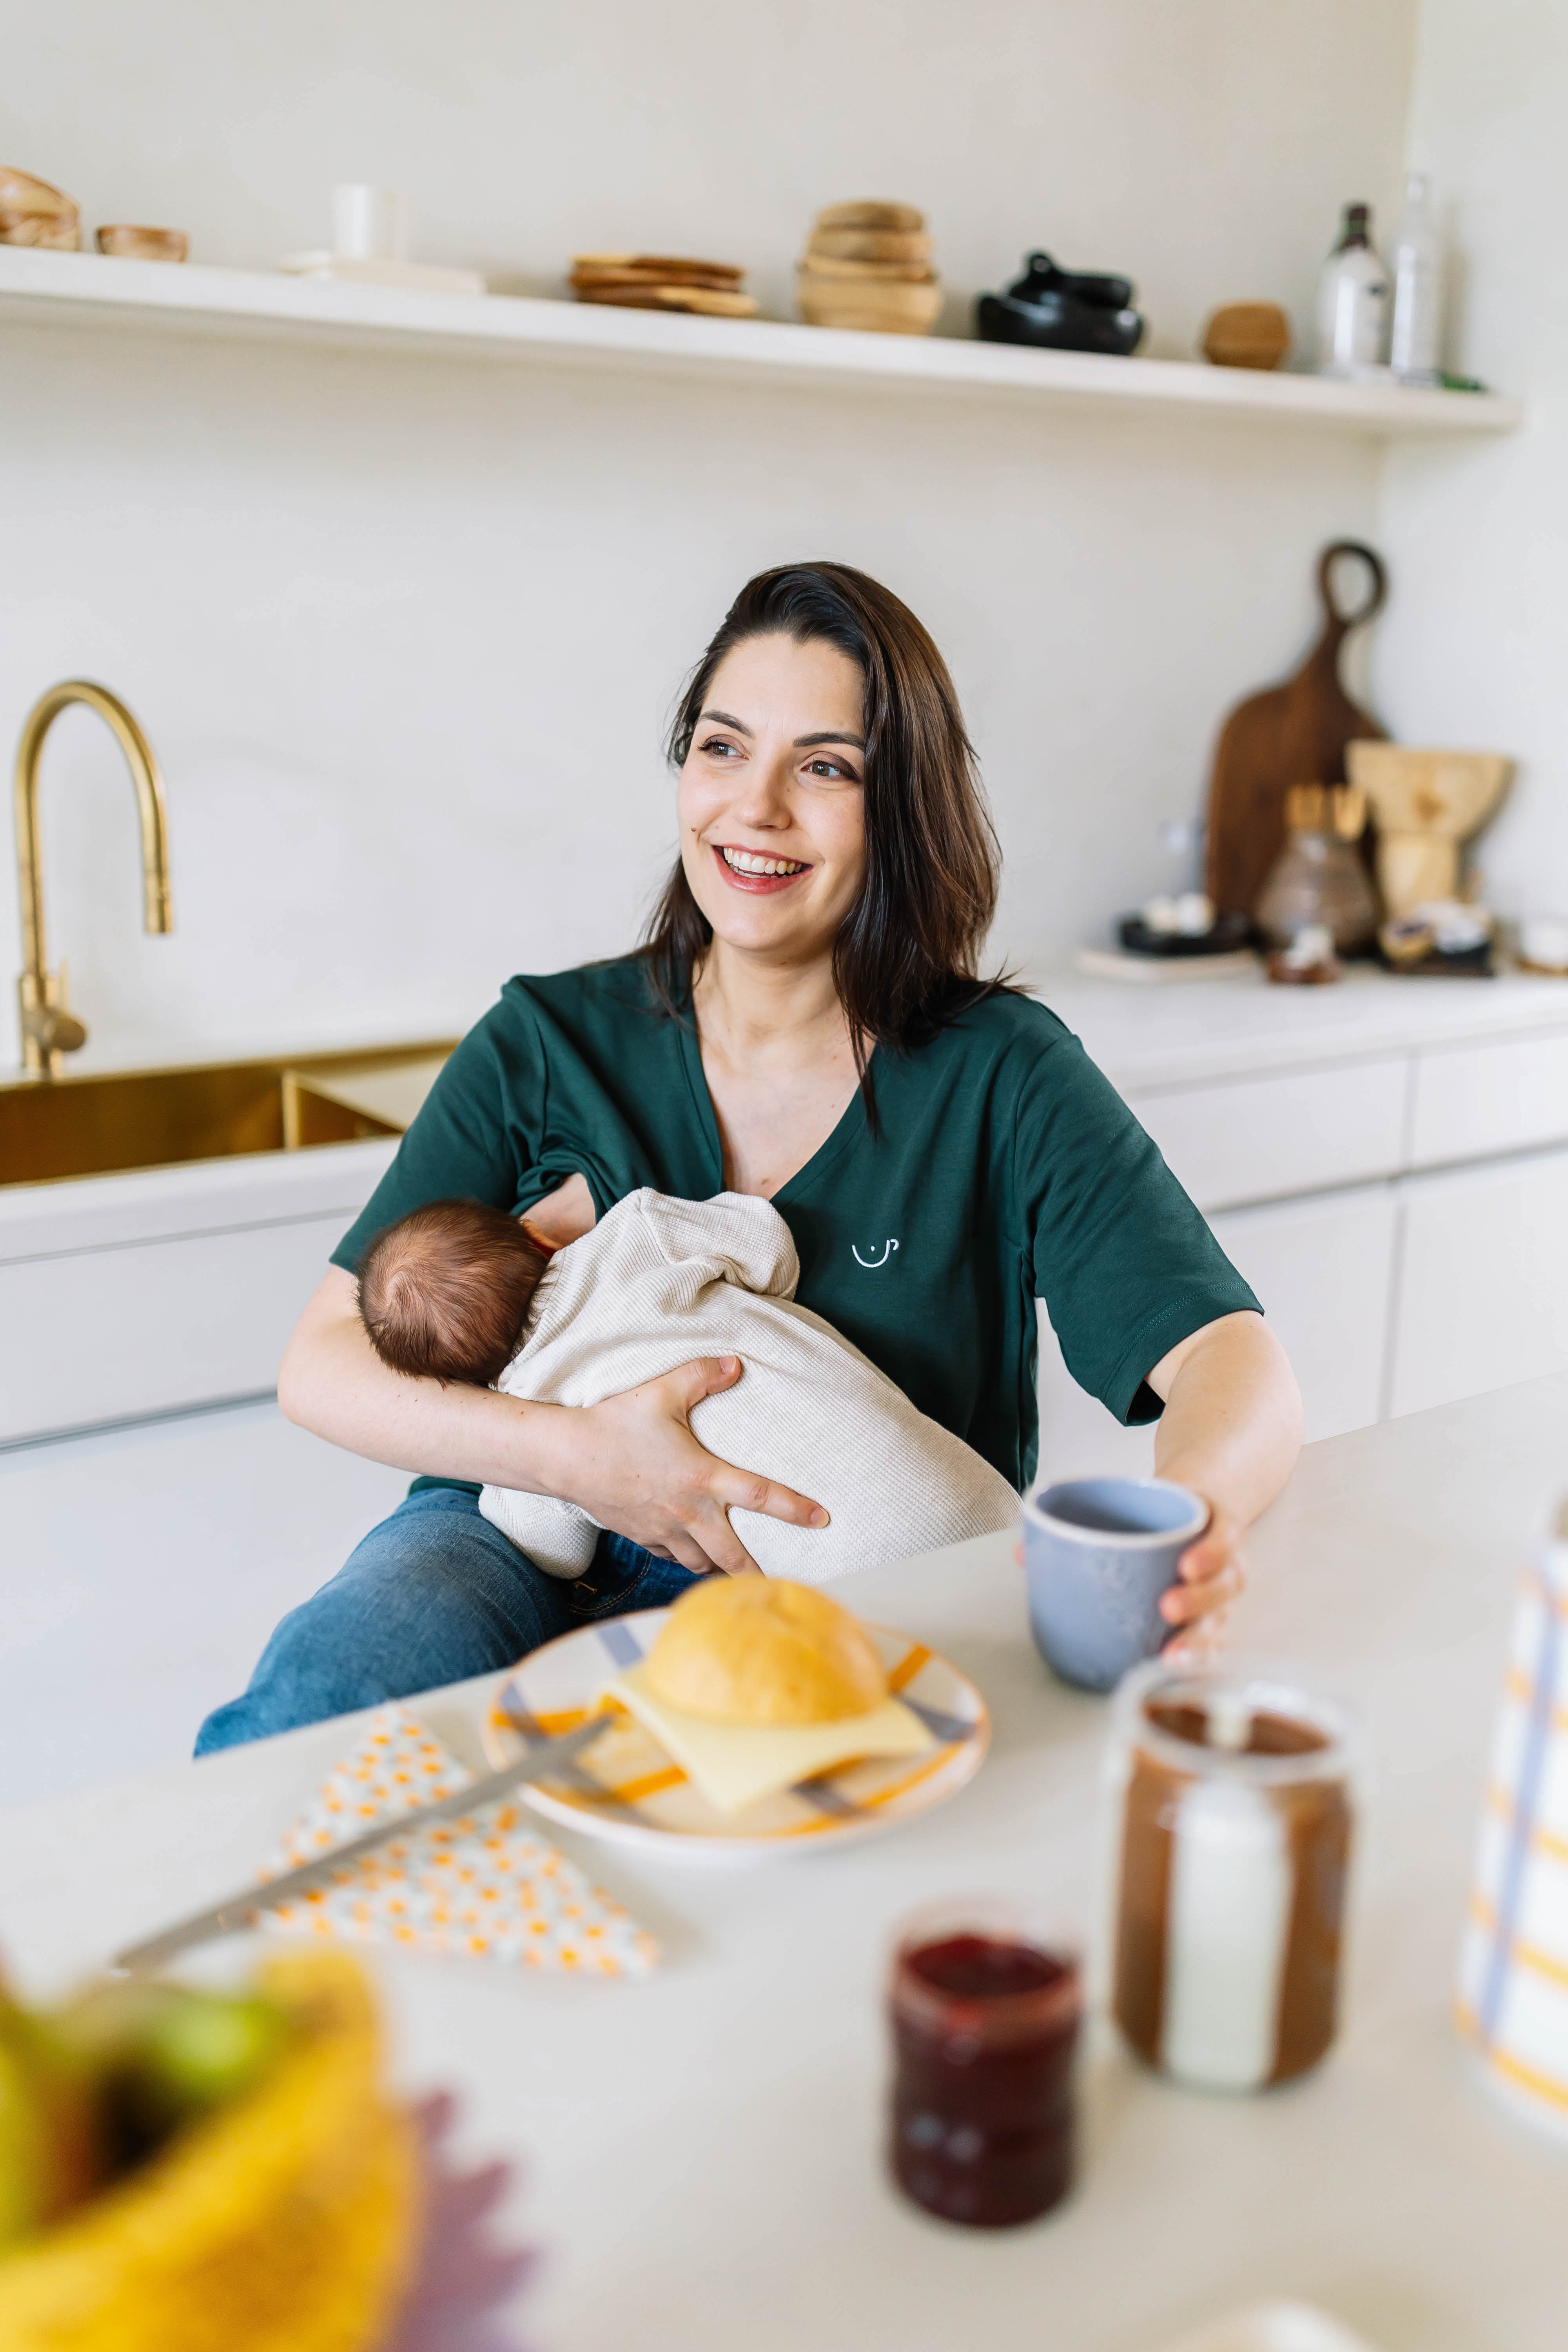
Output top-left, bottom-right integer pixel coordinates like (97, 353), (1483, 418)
(1113, 1656), (1359, 1787)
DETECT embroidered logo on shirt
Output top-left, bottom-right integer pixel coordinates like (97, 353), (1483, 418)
(852, 1239), (900, 1269)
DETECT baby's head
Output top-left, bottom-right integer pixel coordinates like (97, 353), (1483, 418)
(357, 1198), (549, 1386)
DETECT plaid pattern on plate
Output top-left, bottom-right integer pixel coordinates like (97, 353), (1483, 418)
(484, 1612), (989, 1863)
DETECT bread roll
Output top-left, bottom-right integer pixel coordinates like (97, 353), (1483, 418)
(645, 1579), (888, 1725)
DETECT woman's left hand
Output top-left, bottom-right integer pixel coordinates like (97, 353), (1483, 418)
(1160, 1499), (1244, 1662)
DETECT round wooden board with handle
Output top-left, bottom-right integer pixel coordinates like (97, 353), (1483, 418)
(1203, 541), (1388, 921)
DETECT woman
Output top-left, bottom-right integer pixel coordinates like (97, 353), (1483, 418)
(197, 563), (1301, 1753)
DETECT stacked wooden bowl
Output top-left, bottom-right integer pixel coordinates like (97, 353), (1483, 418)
(0, 166), (81, 250)
(797, 203), (941, 335)
(570, 254), (757, 318)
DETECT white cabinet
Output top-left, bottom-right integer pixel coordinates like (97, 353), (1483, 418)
(0, 1216), (350, 1444)
(1387, 1145), (1568, 1418)
(1029, 978), (1568, 1479)
(1409, 1031), (1568, 1168)
(0, 1140), (395, 1445)
(1211, 1187), (1397, 1438)
(1126, 1058), (1408, 1213)
(1034, 1182), (1398, 1486)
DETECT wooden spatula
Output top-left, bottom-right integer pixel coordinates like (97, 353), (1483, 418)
(1204, 541), (1388, 920)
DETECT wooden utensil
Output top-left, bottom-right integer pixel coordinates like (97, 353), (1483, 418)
(1204, 541), (1388, 920)
(1344, 742), (1512, 918)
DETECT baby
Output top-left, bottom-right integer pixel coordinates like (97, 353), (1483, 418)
(357, 1187), (1017, 1584)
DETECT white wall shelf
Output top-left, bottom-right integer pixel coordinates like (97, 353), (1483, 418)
(0, 245), (1523, 437)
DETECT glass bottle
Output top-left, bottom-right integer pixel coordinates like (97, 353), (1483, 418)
(887, 1901), (1081, 2227)
(1389, 173), (1443, 385)
(1254, 784), (1379, 953)
(1109, 1658), (1359, 2092)
(1316, 203), (1389, 376)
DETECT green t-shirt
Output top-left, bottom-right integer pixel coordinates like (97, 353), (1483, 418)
(331, 956), (1259, 1495)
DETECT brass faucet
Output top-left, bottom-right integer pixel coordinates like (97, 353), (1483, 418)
(13, 681), (173, 1076)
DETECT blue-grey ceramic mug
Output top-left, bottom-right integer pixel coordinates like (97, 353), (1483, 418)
(1021, 1477), (1209, 1693)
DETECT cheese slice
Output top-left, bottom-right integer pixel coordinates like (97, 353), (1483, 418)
(599, 1662), (935, 1818)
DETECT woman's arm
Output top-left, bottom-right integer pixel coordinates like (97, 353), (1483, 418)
(1145, 1308), (1303, 1651)
(278, 1269), (828, 1577)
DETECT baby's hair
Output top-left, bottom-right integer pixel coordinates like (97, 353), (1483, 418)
(357, 1198), (549, 1387)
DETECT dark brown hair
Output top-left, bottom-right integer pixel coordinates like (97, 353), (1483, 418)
(357, 1199), (548, 1387)
(644, 563), (1007, 1082)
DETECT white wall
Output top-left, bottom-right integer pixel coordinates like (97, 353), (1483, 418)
(1374, 0), (1568, 927)
(0, 1), (1420, 1066)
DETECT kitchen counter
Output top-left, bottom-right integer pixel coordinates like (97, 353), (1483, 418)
(1030, 960), (1568, 1091)
(8, 964), (1568, 1451)
(1, 1375), (1563, 2352)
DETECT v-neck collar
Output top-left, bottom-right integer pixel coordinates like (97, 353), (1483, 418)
(675, 1007), (874, 1207)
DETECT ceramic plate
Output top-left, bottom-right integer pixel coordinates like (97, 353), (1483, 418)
(481, 1612), (989, 1867)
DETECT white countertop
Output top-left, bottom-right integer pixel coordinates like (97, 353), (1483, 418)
(1, 1377), (1564, 2352)
(1030, 963), (1568, 1091)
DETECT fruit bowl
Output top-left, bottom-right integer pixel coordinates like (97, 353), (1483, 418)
(0, 1952), (418, 2352)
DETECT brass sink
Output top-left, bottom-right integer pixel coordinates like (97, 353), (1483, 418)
(0, 1042), (455, 1188)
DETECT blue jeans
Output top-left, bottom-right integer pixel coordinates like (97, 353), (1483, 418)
(195, 1486), (698, 1755)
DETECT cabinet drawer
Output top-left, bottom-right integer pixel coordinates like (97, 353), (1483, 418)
(1409, 1030), (1568, 1168)
(0, 1215), (343, 1443)
(1210, 1187), (1396, 1440)
(1126, 1058), (1407, 1212)
(1034, 1181), (1397, 1486)
(1388, 1146), (1568, 1419)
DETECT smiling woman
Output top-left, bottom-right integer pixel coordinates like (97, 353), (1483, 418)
(196, 562), (1302, 1757)
(649, 565), (1002, 1112)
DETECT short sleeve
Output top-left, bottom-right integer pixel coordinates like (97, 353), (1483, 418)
(1018, 1033), (1261, 1425)
(329, 994), (547, 1274)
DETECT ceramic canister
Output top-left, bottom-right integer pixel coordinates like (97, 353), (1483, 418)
(1455, 1511), (1568, 2142)
(1108, 1659), (1358, 2093)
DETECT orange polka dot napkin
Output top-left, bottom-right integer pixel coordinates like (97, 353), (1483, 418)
(258, 1702), (658, 1977)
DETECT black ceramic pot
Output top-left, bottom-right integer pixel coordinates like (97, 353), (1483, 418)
(976, 252), (1144, 356)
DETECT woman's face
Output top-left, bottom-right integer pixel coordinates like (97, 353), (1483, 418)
(676, 632), (867, 969)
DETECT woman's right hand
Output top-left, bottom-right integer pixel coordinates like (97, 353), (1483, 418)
(545, 1355), (829, 1576)
(279, 1277), (822, 1575)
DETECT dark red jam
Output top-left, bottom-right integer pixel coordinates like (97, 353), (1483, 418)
(889, 1932), (1080, 2228)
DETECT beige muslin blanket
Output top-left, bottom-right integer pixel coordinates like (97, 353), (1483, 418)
(479, 1189), (1017, 1581)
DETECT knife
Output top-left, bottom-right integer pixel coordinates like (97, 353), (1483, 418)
(109, 1714), (612, 1976)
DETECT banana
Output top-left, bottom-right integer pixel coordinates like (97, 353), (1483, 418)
(0, 1953), (419, 2352)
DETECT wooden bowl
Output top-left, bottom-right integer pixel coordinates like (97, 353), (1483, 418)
(96, 225), (190, 263)
(0, 166), (80, 250)
(0, 1955), (416, 2352)
(796, 251), (935, 284)
(814, 200), (925, 234)
(808, 225), (932, 265)
(1202, 301), (1291, 370)
(797, 269), (942, 335)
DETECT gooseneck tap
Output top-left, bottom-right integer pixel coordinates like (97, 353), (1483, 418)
(13, 681), (173, 1076)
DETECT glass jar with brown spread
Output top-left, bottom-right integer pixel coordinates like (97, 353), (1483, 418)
(1108, 1659), (1359, 2092)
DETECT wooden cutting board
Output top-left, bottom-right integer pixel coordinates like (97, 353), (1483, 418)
(1204, 541), (1388, 918)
